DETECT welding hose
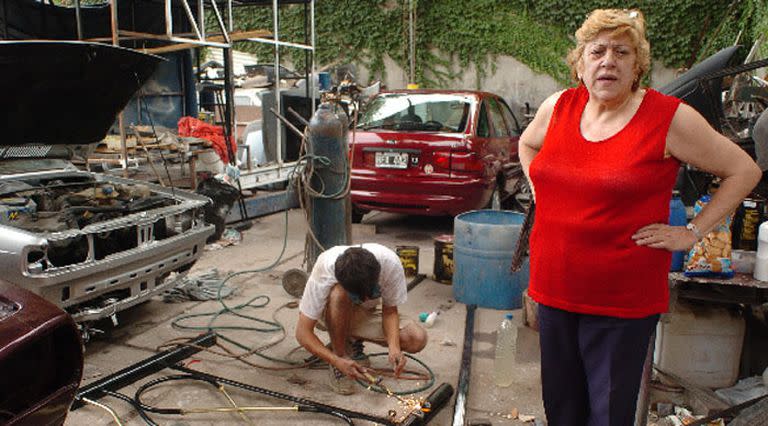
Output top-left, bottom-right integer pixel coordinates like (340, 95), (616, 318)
(132, 372), (364, 425)
(356, 352), (435, 395)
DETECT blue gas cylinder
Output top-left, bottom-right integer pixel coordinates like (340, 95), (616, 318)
(669, 190), (687, 271)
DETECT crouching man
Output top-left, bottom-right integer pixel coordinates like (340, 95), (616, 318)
(295, 243), (428, 395)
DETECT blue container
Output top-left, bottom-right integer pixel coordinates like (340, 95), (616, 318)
(453, 210), (530, 309)
(318, 72), (331, 91)
(669, 192), (687, 271)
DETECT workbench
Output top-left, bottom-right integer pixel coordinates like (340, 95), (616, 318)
(647, 272), (768, 420)
(669, 272), (768, 305)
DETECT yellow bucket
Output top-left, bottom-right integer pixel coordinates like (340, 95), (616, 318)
(396, 246), (419, 277)
(433, 235), (454, 284)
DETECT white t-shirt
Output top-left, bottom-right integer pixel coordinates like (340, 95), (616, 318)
(299, 243), (408, 321)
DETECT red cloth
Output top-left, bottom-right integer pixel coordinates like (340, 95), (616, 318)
(528, 87), (681, 318)
(178, 116), (236, 163)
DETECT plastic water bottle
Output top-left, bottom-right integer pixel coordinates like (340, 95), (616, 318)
(754, 222), (768, 281)
(669, 191), (687, 271)
(494, 313), (517, 387)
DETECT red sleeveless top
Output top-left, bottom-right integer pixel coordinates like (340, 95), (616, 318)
(528, 86), (681, 318)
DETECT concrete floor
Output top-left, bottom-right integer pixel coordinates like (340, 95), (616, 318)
(66, 209), (546, 425)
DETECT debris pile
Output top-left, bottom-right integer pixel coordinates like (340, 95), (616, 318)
(163, 268), (234, 302)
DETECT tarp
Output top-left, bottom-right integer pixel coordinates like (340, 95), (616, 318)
(178, 117), (236, 164)
(0, 0), (193, 42)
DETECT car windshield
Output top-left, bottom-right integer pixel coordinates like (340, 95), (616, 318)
(357, 93), (471, 132)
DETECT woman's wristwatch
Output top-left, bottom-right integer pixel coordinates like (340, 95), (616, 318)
(686, 222), (703, 240)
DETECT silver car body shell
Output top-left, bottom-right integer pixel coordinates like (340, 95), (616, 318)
(0, 167), (214, 322)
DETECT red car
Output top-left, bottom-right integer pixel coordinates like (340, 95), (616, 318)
(350, 89), (527, 221)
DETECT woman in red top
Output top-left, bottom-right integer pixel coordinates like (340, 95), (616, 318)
(519, 9), (760, 425)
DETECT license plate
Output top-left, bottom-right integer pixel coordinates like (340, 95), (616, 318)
(375, 151), (409, 169)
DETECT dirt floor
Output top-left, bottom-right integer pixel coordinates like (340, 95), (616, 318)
(65, 209), (546, 426)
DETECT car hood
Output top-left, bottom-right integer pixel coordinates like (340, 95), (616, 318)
(0, 41), (162, 146)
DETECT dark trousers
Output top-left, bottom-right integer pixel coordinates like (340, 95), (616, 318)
(538, 304), (659, 426)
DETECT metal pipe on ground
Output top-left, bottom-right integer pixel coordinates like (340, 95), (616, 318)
(452, 304), (477, 426)
(71, 332), (217, 410)
(399, 382), (455, 425)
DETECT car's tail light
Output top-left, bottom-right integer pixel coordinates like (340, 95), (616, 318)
(451, 152), (484, 172)
(362, 151), (376, 166)
(433, 151), (483, 173)
(434, 151), (452, 170)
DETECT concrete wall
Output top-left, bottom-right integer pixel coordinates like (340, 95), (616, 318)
(354, 52), (679, 110)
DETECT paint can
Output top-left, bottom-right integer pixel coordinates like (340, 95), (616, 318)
(396, 246), (419, 277)
(732, 198), (764, 251)
(433, 234), (454, 284)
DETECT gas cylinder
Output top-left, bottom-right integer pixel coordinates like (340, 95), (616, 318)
(306, 103), (351, 270)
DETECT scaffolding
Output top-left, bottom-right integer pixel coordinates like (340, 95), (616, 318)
(5, 0), (316, 190)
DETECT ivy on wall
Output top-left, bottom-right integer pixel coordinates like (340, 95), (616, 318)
(229, 0), (766, 87)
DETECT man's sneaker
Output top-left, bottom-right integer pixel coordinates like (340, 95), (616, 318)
(348, 339), (370, 367)
(328, 365), (356, 395)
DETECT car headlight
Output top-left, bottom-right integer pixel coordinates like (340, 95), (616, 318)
(26, 245), (49, 274)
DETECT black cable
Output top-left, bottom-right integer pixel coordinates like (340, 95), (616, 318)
(172, 365), (396, 425)
(102, 390), (158, 426)
(130, 369), (383, 425)
(134, 374), (218, 415)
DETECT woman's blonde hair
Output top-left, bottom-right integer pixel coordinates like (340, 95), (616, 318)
(566, 9), (651, 91)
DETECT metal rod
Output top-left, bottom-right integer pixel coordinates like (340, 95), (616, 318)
(139, 30), (271, 55)
(406, 273), (427, 292)
(209, 0), (230, 44)
(3, 0), (8, 39)
(198, 0), (205, 40)
(400, 383), (455, 426)
(119, 30), (228, 48)
(227, 0), (233, 32)
(273, 0), (282, 174)
(74, 0), (83, 39)
(270, 107), (306, 140)
(245, 37), (314, 51)
(180, 0), (203, 40)
(223, 47), (237, 164)
(304, 1), (310, 125)
(171, 365), (396, 425)
(451, 304), (477, 426)
(165, 0), (173, 36)
(310, 0), (316, 114)
(111, 0), (127, 180)
(110, 0), (118, 45)
(634, 329), (656, 426)
(287, 106), (311, 126)
(510, 201), (534, 272)
(182, 406), (300, 414)
(408, 0), (415, 84)
(72, 332), (217, 410)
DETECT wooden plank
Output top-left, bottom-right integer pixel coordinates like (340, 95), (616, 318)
(729, 397), (768, 426)
(140, 29), (272, 54)
(654, 367), (731, 414)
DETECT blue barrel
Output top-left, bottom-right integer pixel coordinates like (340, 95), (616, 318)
(453, 210), (530, 309)
(669, 191), (687, 271)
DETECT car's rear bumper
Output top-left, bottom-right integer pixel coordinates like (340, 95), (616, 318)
(351, 174), (491, 216)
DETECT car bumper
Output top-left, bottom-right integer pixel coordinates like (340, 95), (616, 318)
(351, 174), (492, 216)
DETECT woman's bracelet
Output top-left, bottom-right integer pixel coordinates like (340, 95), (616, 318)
(686, 222), (703, 240)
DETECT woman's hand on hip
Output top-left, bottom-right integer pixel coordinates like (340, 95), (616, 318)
(632, 223), (697, 251)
